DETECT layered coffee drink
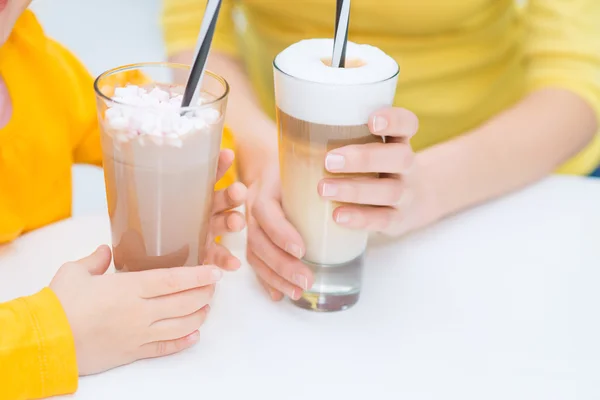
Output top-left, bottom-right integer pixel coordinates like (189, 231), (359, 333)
(274, 39), (399, 311)
(94, 64), (228, 272)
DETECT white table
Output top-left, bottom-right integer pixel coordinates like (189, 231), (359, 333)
(1, 176), (600, 399)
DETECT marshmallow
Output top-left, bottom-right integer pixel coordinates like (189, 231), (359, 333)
(274, 39), (399, 126)
(104, 85), (222, 143)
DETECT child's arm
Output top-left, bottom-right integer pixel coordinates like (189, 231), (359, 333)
(0, 288), (78, 399)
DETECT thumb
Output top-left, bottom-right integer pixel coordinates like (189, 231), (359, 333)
(77, 245), (112, 275)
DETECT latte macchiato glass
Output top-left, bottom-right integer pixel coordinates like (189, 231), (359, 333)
(94, 63), (228, 272)
(274, 40), (399, 312)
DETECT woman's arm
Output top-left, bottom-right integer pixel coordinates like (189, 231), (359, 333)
(419, 0), (600, 222)
(162, 0), (277, 185)
(169, 50), (278, 185)
(419, 88), (598, 222)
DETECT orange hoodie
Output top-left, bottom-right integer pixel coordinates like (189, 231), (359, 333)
(0, 10), (236, 399)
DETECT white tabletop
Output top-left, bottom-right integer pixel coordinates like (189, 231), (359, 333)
(1, 176), (600, 399)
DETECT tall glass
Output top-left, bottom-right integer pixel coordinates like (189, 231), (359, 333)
(94, 63), (229, 272)
(274, 53), (399, 312)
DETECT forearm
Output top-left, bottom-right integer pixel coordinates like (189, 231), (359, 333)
(419, 88), (598, 220)
(169, 51), (278, 185)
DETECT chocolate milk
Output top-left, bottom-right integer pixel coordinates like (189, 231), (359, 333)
(95, 74), (227, 272)
(101, 124), (220, 271)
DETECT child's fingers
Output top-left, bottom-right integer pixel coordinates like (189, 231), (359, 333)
(215, 149), (235, 182)
(212, 182), (247, 214)
(137, 330), (201, 360)
(148, 285), (215, 321)
(149, 306), (210, 343)
(135, 266), (222, 298)
(211, 211), (245, 236)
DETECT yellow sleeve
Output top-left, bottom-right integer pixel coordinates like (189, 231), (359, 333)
(161, 0), (239, 58)
(0, 288), (78, 399)
(45, 39), (103, 166)
(524, 0), (600, 120)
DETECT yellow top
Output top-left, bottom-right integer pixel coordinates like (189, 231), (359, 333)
(0, 10), (235, 398)
(162, 0), (600, 174)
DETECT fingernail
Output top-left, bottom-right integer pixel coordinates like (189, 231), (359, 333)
(292, 274), (308, 290)
(290, 287), (300, 300)
(325, 154), (345, 171)
(186, 330), (200, 342)
(372, 116), (388, 133)
(321, 183), (338, 197)
(336, 212), (352, 224)
(211, 268), (223, 280)
(285, 243), (303, 259)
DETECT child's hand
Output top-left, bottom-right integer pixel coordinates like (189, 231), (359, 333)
(50, 245), (222, 376)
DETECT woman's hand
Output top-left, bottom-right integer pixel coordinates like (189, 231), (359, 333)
(246, 107), (437, 301)
(320, 107), (435, 236)
(246, 165), (312, 302)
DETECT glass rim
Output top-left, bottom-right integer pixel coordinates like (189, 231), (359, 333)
(93, 62), (230, 111)
(272, 57), (400, 86)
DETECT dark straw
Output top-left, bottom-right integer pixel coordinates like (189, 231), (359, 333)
(181, 0), (222, 108)
(332, 0), (350, 68)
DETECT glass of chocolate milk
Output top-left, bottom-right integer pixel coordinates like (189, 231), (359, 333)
(94, 63), (229, 272)
(274, 39), (399, 311)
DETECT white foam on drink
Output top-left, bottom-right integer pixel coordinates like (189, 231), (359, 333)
(104, 85), (221, 145)
(274, 39), (399, 126)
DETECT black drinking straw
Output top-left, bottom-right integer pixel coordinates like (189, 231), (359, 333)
(331, 0), (350, 68)
(181, 0), (222, 108)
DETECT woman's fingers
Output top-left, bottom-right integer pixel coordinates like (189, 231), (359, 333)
(319, 177), (404, 206)
(369, 107), (419, 139)
(137, 330), (201, 360)
(251, 195), (306, 259)
(325, 142), (414, 174)
(324, 106), (418, 175)
(256, 275), (284, 301)
(333, 204), (404, 235)
(212, 182), (247, 214)
(247, 249), (302, 300)
(247, 218), (313, 292)
(136, 266), (222, 298)
(148, 286), (215, 321)
(149, 305), (211, 342)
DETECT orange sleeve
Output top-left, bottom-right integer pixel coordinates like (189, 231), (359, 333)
(0, 288), (78, 399)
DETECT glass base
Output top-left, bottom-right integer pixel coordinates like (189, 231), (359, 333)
(291, 254), (364, 312)
(292, 290), (360, 312)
